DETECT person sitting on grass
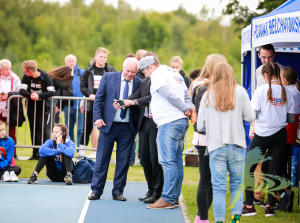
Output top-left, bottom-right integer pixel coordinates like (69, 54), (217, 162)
(27, 123), (75, 185)
(0, 121), (21, 182)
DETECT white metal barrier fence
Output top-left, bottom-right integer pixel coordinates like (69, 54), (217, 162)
(6, 95), (191, 160)
(7, 95), (97, 151)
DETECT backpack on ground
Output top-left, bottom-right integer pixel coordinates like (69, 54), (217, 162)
(73, 156), (95, 183)
(279, 190), (294, 212)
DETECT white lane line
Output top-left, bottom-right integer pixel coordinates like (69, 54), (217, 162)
(78, 190), (91, 223)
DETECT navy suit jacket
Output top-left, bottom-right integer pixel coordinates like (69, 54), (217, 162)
(93, 71), (141, 134)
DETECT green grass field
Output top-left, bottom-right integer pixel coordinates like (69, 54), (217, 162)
(13, 120), (300, 222)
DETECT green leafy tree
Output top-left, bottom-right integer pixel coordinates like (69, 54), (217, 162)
(131, 15), (169, 51)
(223, 0), (286, 29)
(0, 0), (244, 82)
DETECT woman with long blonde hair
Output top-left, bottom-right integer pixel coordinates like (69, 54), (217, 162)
(197, 62), (255, 223)
(190, 54), (226, 223)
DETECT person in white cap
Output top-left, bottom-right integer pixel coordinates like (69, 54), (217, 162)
(138, 54), (192, 209)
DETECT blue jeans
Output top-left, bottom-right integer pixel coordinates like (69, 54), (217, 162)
(64, 105), (84, 147)
(156, 118), (189, 204)
(209, 145), (245, 222)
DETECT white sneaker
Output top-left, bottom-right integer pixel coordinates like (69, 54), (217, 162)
(10, 171), (19, 182)
(1, 171), (11, 182)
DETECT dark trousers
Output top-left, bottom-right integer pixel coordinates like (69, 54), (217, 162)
(139, 118), (163, 196)
(244, 128), (288, 206)
(27, 102), (51, 157)
(196, 146), (212, 220)
(0, 166), (21, 177)
(91, 122), (135, 196)
(34, 154), (73, 182)
(285, 143), (292, 190)
(80, 110), (93, 146)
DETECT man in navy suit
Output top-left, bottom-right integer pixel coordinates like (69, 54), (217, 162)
(88, 57), (141, 201)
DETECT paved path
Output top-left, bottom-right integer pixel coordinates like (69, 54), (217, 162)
(0, 179), (186, 223)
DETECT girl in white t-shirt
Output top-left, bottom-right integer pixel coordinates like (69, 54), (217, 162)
(243, 63), (295, 217)
(280, 67), (300, 189)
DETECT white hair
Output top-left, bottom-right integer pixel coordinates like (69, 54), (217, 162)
(65, 54), (77, 63)
(123, 57), (139, 71)
(0, 59), (12, 70)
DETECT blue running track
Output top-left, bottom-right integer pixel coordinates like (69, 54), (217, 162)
(0, 179), (186, 223)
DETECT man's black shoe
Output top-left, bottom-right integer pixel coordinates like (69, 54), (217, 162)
(113, 194), (127, 201)
(138, 191), (152, 201)
(88, 193), (101, 200)
(143, 195), (160, 203)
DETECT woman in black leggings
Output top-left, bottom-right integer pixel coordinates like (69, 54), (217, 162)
(190, 54), (227, 223)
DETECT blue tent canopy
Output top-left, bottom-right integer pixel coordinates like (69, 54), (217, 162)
(256, 0), (300, 18)
(251, 0), (300, 48)
(241, 0), (300, 53)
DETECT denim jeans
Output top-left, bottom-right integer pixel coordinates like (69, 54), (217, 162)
(156, 118), (189, 204)
(64, 105), (84, 147)
(209, 145), (245, 222)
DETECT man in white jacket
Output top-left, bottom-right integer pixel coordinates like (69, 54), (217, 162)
(138, 55), (192, 209)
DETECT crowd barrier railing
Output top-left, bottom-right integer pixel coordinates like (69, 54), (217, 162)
(6, 95), (190, 159)
(7, 95), (97, 151)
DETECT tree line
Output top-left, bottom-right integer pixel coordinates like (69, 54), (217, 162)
(1, 0), (242, 82)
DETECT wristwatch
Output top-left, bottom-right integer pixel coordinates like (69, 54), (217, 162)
(133, 99), (138, 105)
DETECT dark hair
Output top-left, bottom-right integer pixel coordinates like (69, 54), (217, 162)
(262, 62), (286, 104)
(125, 53), (135, 59)
(189, 68), (201, 80)
(54, 123), (68, 144)
(48, 66), (72, 83)
(259, 44), (275, 54)
(281, 66), (300, 91)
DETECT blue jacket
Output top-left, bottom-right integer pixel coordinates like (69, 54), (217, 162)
(39, 139), (75, 158)
(0, 136), (15, 170)
(72, 65), (84, 109)
(40, 139), (75, 172)
(93, 71), (141, 134)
